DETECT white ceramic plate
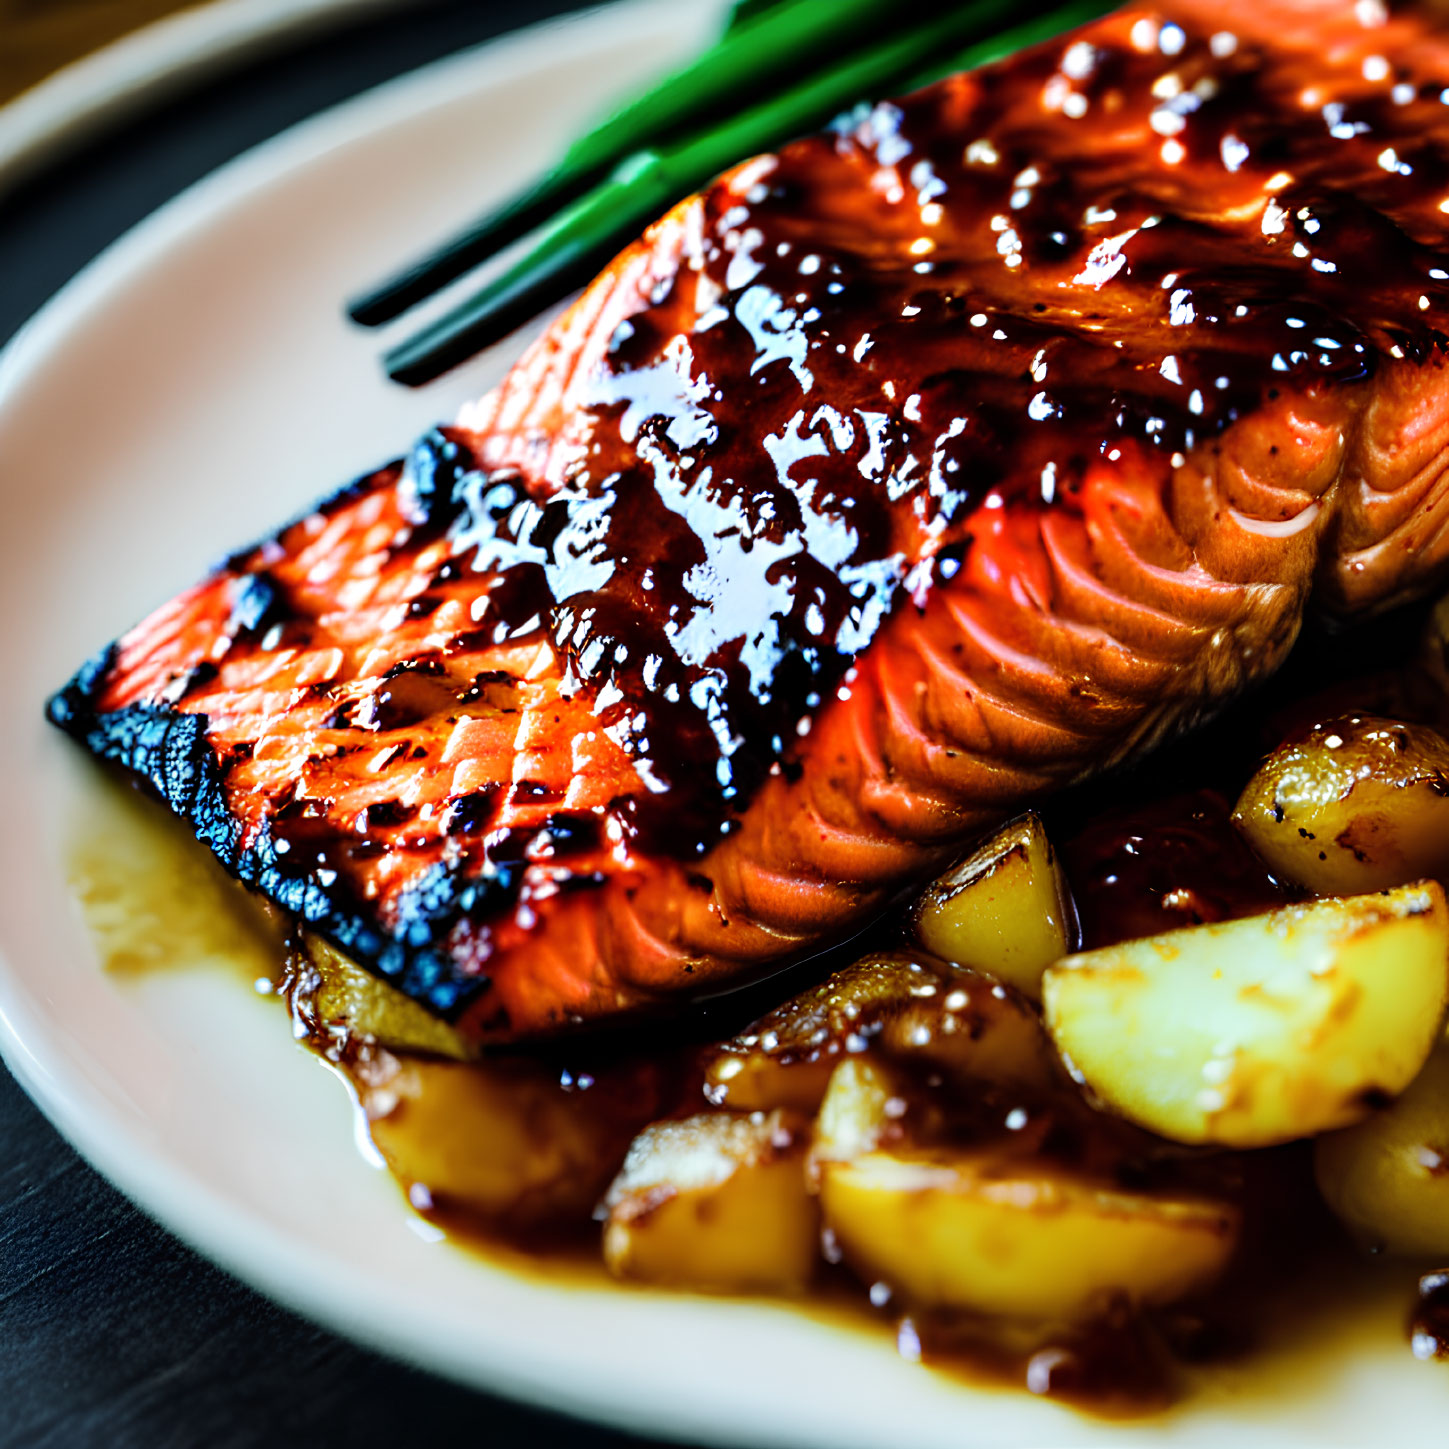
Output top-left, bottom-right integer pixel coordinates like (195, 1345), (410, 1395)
(1, 4), (1446, 1445)
(0, 0), (418, 198)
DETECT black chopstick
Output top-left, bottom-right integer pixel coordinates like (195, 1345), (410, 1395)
(383, 0), (1107, 386)
(348, 0), (963, 328)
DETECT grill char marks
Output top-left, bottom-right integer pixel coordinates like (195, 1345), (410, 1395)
(51, 457), (644, 1019)
(50, 0), (1449, 1039)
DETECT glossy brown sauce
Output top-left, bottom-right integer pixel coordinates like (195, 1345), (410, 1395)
(427, 1), (1449, 856)
(1062, 787), (1288, 947)
(145, 0), (1449, 895)
(392, 603), (1447, 1407)
(71, 637), (1444, 1414)
(388, 1083), (1349, 1417)
(1413, 1271), (1449, 1361)
(57, 0), (1449, 1040)
(413, 1193), (1185, 1416)
(62, 1), (1449, 1411)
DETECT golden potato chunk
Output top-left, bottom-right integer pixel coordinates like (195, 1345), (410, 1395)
(294, 937), (659, 1230)
(1315, 1044), (1449, 1256)
(702, 951), (1055, 1114)
(1234, 716), (1449, 895)
(358, 1052), (659, 1232)
(1043, 885), (1449, 1148)
(813, 1059), (1239, 1321)
(601, 1112), (818, 1294)
(912, 813), (1076, 998)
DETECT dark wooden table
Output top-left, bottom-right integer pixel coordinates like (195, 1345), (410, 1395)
(0, 5), (690, 1445)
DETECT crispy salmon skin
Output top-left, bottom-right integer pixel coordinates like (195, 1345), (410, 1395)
(50, 0), (1449, 1043)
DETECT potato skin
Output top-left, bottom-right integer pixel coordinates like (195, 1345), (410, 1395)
(1233, 715), (1449, 895)
(295, 934), (476, 1060)
(601, 1111), (818, 1294)
(911, 813), (1076, 999)
(1315, 1044), (1449, 1256)
(1043, 884), (1449, 1148)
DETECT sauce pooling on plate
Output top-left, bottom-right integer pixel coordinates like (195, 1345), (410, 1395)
(1413, 1271), (1449, 1361)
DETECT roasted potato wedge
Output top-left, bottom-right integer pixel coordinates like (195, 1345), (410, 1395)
(703, 951), (1055, 1114)
(912, 813), (1076, 998)
(1315, 1044), (1449, 1256)
(601, 1111), (818, 1293)
(296, 934), (475, 1061)
(813, 1059), (1239, 1321)
(1234, 716), (1449, 895)
(358, 1053), (659, 1231)
(1043, 885), (1449, 1148)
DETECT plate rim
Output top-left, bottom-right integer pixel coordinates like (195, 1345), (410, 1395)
(1, 5), (1440, 1445)
(0, 0), (426, 198)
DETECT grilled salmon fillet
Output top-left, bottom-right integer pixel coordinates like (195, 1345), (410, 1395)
(50, 0), (1449, 1043)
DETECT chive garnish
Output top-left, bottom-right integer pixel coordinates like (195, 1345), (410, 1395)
(724, 0), (793, 36)
(383, 0), (1108, 386)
